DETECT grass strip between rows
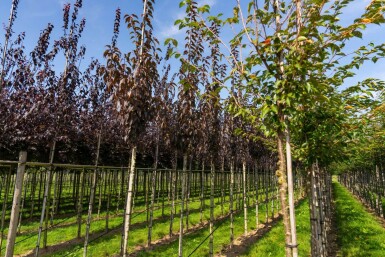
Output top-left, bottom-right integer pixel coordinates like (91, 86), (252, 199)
(239, 199), (310, 257)
(334, 181), (385, 257)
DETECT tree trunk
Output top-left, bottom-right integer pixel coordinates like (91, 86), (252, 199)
(200, 160), (205, 224)
(209, 158), (215, 256)
(243, 159), (248, 235)
(17, 172), (29, 233)
(277, 132), (292, 257)
(35, 141), (55, 256)
(286, 128), (298, 257)
(148, 133), (159, 246)
(77, 169), (85, 238)
(121, 146), (137, 257)
(255, 163), (259, 230)
(229, 158), (235, 248)
(221, 157), (225, 216)
(169, 150), (177, 237)
(178, 154), (187, 257)
(5, 151), (27, 257)
(186, 156), (192, 230)
(29, 171), (37, 218)
(83, 132), (102, 257)
(0, 166), (12, 256)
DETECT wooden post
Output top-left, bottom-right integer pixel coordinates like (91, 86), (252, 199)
(5, 151), (27, 257)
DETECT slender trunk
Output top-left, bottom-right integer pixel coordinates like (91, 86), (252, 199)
(286, 128), (298, 257)
(35, 141), (55, 256)
(148, 133), (159, 246)
(229, 158), (235, 248)
(83, 168), (97, 257)
(209, 158), (215, 257)
(243, 159), (248, 235)
(122, 146), (137, 257)
(97, 171), (103, 219)
(83, 132), (102, 257)
(277, 132), (292, 257)
(29, 171), (37, 218)
(0, 166), (12, 256)
(186, 156), (192, 230)
(255, 164), (259, 230)
(49, 172), (58, 226)
(56, 171), (64, 213)
(5, 151), (27, 257)
(169, 150), (177, 237)
(17, 172), (29, 233)
(200, 160), (205, 224)
(77, 169), (85, 238)
(221, 157), (225, 216)
(106, 171), (111, 232)
(178, 154), (187, 257)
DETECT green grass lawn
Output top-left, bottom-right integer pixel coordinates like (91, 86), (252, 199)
(0, 171), (284, 257)
(134, 199), (275, 257)
(334, 181), (385, 257)
(240, 199), (310, 257)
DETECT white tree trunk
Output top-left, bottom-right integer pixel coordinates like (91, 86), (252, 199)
(122, 146), (137, 257)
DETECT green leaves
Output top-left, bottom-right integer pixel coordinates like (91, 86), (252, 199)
(164, 38), (178, 47)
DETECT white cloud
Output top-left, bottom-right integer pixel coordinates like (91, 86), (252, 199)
(157, 0), (217, 39)
(197, 0), (217, 6)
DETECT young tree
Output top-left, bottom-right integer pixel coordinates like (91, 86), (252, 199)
(173, 0), (385, 256)
(103, 0), (159, 255)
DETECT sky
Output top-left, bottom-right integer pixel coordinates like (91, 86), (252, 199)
(1, 0), (385, 90)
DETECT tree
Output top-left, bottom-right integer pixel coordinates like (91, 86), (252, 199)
(103, 0), (159, 255)
(172, 0), (385, 256)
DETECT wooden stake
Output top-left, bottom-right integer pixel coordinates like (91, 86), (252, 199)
(5, 151), (27, 257)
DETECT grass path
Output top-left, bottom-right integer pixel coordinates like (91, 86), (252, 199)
(334, 181), (385, 257)
(238, 199), (310, 257)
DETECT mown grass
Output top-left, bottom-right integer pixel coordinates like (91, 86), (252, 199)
(334, 181), (385, 257)
(48, 192), (279, 256)
(134, 199), (275, 257)
(1, 170), (282, 256)
(239, 199), (310, 257)
(1, 190), (279, 256)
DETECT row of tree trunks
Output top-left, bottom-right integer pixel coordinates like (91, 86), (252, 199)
(340, 164), (385, 219)
(1, 152), (297, 257)
(309, 162), (332, 257)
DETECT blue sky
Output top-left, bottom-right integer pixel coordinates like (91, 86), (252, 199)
(1, 0), (385, 89)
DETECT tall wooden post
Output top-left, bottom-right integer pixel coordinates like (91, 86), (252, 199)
(5, 151), (27, 257)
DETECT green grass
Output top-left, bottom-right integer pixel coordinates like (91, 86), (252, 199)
(240, 199), (310, 257)
(0, 170), (282, 257)
(334, 181), (385, 257)
(132, 198), (281, 257)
